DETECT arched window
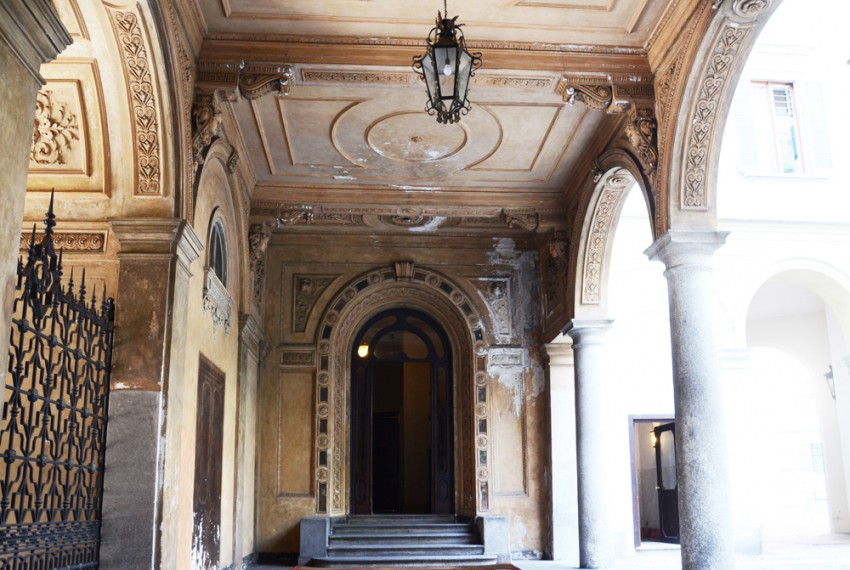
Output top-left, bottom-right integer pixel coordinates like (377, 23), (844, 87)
(208, 219), (227, 287)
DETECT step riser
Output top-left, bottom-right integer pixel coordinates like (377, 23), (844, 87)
(331, 538), (478, 546)
(329, 548), (485, 557)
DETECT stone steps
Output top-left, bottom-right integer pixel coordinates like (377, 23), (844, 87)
(306, 515), (498, 567)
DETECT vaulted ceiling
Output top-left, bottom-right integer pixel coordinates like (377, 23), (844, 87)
(186, 0), (683, 233)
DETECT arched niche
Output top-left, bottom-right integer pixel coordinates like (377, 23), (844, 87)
(312, 265), (495, 517)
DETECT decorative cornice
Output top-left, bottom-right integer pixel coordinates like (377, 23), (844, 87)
(0, 0), (71, 84)
(110, 219), (203, 274)
(298, 69), (553, 90)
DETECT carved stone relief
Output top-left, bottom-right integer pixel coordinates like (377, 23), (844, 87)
(203, 268), (233, 335)
(543, 230), (568, 320)
(248, 223), (272, 308)
(476, 279), (512, 341)
(292, 275), (335, 333)
(107, 8), (161, 195)
(30, 89), (81, 169)
(624, 107), (658, 174)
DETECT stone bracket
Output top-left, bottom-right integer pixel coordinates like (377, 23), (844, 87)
(196, 59), (294, 101)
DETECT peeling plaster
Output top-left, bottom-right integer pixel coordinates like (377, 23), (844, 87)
(409, 216), (446, 233)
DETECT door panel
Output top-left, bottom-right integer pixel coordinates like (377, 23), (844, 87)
(654, 422), (680, 543)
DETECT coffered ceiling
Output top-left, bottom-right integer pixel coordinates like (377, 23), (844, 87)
(187, 0), (681, 231)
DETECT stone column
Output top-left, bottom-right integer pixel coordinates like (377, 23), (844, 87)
(563, 320), (614, 569)
(544, 341), (579, 564)
(101, 220), (203, 570)
(645, 230), (734, 570)
(0, 0), (70, 380)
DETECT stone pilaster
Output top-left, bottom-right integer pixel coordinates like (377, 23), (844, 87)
(0, 0), (70, 387)
(563, 320), (614, 569)
(645, 230), (734, 570)
(101, 219), (203, 570)
(233, 313), (264, 564)
(544, 341), (578, 563)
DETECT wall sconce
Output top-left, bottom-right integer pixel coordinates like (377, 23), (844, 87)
(357, 344), (369, 358)
(824, 365), (835, 399)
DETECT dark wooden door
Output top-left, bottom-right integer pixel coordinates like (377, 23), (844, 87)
(350, 309), (454, 515)
(193, 355), (226, 567)
(654, 422), (680, 543)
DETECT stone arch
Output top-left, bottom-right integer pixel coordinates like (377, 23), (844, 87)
(665, 0), (783, 230)
(571, 150), (655, 319)
(313, 265), (495, 517)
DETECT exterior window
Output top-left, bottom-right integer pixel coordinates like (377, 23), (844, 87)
(209, 220), (227, 287)
(749, 81), (803, 174)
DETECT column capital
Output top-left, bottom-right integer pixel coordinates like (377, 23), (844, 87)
(110, 219), (204, 273)
(644, 230), (729, 270)
(544, 341), (574, 366)
(0, 0), (71, 84)
(563, 319), (613, 345)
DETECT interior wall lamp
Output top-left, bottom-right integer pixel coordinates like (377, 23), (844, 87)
(412, 0), (482, 124)
(825, 365), (835, 399)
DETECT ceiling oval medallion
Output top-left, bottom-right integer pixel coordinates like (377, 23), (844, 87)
(366, 112), (467, 163)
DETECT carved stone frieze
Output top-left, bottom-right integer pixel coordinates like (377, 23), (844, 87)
(556, 77), (613, 111)
(473, 76), (552, 89)
(19, 231), (106, 253)
(30, 89), (80, 167)
(279, 206), (314, 226)
(301, 69), (412, 84)
(582, 169), (631, 304)
(280, 350), (315, 366)
(107, 9), (161, 195)
(293, 275), (335, 333)
(683, 26), (747, 209)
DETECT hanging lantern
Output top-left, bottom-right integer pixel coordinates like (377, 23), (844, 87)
(412, 1), (482, 124)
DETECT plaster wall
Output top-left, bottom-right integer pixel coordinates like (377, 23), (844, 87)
(256, 233), (549, 558)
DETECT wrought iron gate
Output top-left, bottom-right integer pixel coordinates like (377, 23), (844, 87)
(1, 200), (115, 569)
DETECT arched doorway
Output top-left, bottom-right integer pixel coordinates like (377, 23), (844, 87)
(349, 308), (454, 515)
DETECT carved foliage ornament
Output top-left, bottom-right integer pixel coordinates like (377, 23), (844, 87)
(108, 9), (161, 195)
(31, 90), (80, 167)
(20, 232), (106, 253)
(248, 223), (272, 308)
(191, 95), (223, 168)
(624, 107), (659, 174)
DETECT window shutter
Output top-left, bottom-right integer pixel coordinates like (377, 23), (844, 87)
(799, 82), (833, 172)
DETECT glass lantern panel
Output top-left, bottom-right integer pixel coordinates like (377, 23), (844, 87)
(434, 45), (457, 100)
(456, 50), (473, 104)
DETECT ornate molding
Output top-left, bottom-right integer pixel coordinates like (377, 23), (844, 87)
(476, 278), (512, 340)
(203, 267), (233, 335)
(542, 230), (568, 320)
(280, 350), (315, 366)
(248, 223), (272, 309)
(107, 8), (161, 196)
(682, 26), (746, 209)
(19, 231), (106, 253)
(502, 209), (539, 232)
(301, 69), (412, 84)
(30, 89), (80, 166)
(393, 261), (415, 281)
(582, 169), (632, 304)
(314, 265), (492, 514)
(624, 106), (658, 174)
(732, 0), (772, 18)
